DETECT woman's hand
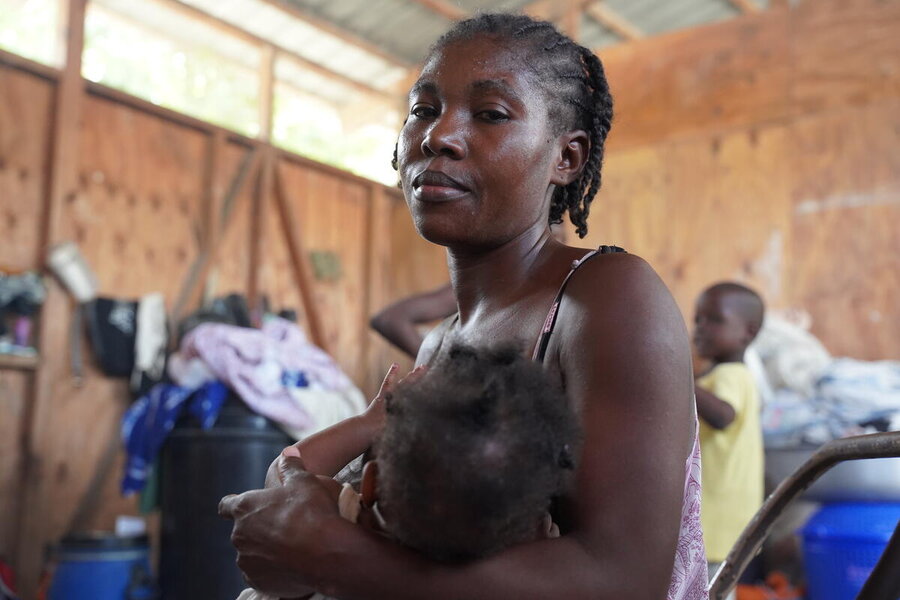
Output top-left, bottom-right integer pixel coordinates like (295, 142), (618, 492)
(220, 448), (342, 597)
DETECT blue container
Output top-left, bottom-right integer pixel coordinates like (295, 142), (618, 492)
(801, 502), (900, 600)
(48, 533), (157, 600)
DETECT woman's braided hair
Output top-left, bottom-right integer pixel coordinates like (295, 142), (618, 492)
(393, 13), (614, 238)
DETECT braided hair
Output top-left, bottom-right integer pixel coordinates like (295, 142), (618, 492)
(392, 13), (614, 238)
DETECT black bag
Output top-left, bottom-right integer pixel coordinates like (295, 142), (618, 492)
(84, 298), (138, 377)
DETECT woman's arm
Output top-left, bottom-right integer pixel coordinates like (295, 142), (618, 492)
(369, 283), (456, 358)
(222, 254), (694, 599)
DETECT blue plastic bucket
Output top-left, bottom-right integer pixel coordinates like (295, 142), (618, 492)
(47, 533), (157, 600)
(801, 502), (900, 600)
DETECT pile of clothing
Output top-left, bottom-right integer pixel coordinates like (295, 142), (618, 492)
(750, 313), (900, 448)
(121, 315), (365, 495)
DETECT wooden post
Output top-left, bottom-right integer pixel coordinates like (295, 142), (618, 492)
(247, 147), (273, 317)
(17, 0), (87, 595)
(258, 45), (276, 143)
(364, 184), (393, 396)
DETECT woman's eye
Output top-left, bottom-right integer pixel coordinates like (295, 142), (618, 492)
(410, 105), (437, 119)
(478, 109), (509, 122)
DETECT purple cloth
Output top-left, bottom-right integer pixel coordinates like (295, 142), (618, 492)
(179, 318), (354, 434)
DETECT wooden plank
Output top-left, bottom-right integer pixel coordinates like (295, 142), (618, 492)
(171, 145), (259, 324)
(247, 148), (274, 314)
(599, 8), (791, 150)
(586, 2), (644, 41)
(364, 185), (394, 396)
(0, 372), (29, 559)
(272, 164), (331, 354)
(0, 355), (40, 371)
(16, 1), (87, 595)
(0, 68), (54, 272)
(789, 0), (900, 115)
(0, 46), (59, 82)
(408, 0), (467, 21)
(786, 100), (900, 359)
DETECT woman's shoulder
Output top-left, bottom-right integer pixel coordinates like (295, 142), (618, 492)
(563, 250), (670, 307)
(555, 250), (686, 347)
(415, 312), (458, 367)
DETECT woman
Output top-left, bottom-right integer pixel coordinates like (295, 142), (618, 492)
(220, 13), (706, 599)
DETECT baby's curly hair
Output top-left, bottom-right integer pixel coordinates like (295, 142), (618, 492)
(375, 342), (580, 562)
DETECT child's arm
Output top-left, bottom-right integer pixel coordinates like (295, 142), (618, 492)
(294, 364), (400, 477)
(273, 364), (426, 480)
(694, 384), (736, 430)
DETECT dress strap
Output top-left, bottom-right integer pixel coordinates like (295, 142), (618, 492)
(531, 245), (626, 363)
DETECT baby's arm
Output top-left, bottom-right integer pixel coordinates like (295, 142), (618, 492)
(272, 364), (425, 480)
(293, 364), (400, 477)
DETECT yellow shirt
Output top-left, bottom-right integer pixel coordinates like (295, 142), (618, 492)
(697, 362), (764, 562)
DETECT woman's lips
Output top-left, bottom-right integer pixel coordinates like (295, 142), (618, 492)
(412, 170), (470, 202)
(414, 184), (469, 202)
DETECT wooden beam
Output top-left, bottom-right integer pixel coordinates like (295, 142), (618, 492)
(154, 0), (399, 103)
(562, 0), (582, 40)
(0, 46), (59, 82)
(18, 1), (87, 594)
(247, 148), (273, 316)
(257, 0), (413, 70)
(258, 45), (276, 143)
(727, 0), (761, 13)
(272, 164), (331, 353)
(585, 2), (644, 41)
(407, 0), (467, 21)
(171, 147), (261, 325)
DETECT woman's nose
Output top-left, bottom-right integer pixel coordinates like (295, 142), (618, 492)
(421, 116), (465, 159)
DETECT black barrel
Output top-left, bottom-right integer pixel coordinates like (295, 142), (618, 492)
(158, 394), (291, 600)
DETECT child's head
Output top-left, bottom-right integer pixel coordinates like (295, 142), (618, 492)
(693, 282), (765, 364)
(370, 343), (580, 562)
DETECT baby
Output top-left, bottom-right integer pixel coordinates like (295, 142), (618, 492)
(238, 342), (580, 599)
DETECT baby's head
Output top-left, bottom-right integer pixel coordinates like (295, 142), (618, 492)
(369, 343), (580, 562)
(693, 282), (764, 364)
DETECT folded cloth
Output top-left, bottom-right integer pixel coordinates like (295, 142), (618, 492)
(121, 381), (228, 495)
(763, 359), (900, 448)
(179, 317), (364, 437)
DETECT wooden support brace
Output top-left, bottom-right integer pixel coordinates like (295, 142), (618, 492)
(272, 164), (331, 354)
(170, 145), (260, 327)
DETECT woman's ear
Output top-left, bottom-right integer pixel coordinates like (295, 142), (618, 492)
(361, 460), (379, 508)
(551, 130), (590, 187)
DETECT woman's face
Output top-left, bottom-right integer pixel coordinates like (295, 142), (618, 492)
(397, 35), (565, 248)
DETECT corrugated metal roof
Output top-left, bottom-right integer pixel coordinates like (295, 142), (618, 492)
(141, 0), (781, 104)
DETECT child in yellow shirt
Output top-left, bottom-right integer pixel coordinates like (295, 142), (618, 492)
(693, 282), (765, 590)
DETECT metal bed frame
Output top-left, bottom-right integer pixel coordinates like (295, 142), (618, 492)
(709, 430), (900, 600)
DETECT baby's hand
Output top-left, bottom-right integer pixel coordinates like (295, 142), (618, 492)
(361, 363), (427, 434)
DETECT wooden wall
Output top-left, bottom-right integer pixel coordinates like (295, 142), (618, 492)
(4, 0), (897, 595)
(0, 55), (444, 597)
(586, 0), (900, 360)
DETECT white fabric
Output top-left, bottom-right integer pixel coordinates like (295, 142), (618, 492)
(131, 293), (168, 388)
